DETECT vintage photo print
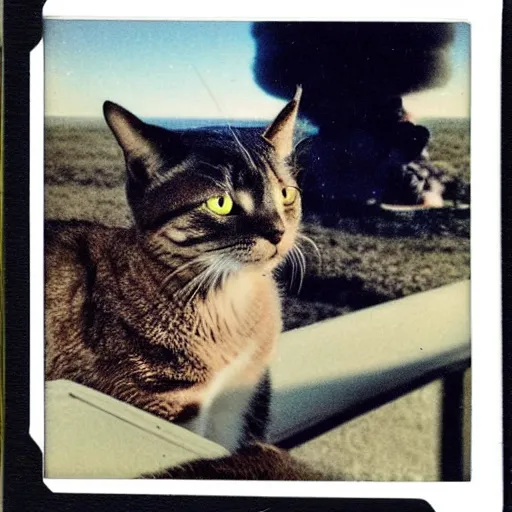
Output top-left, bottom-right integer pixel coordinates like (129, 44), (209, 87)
(42, 15), (471, 478)
(27, 0), (502, 509)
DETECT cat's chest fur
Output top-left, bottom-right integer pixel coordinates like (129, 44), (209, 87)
(176, 271), (281, 450)
(194, 270), (280, 367)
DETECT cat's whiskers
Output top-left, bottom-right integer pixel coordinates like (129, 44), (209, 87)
(285, 244), (306, 294)
(294, 244), (307, 293)
(282, 245), (302, 294)
(159, 254), (212, 294)
(286, 248), (298, 291)
(180, 266), (213, 303)
(182, 254), (238, 306)
(212, 258), (229, 293)
(205, 258), (226, 295)
(184, 258), (225, 305)
(296, 232), (322, 268)
(212, 257), (237, 291)
(197, 259), (228, 301)
(220, 263), (230, 290)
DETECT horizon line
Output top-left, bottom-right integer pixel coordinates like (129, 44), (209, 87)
(45, 114), (471, 120)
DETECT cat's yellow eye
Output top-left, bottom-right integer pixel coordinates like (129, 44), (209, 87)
(205, 194), (234, 215)
(282, 186), (298, 206)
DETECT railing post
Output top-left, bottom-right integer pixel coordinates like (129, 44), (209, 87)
(441, 368), (469, 481)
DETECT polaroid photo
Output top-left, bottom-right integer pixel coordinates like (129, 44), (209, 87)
(28, 0), (502, 510)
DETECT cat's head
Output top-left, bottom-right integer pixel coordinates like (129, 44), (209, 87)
(103, 88), (303, 278)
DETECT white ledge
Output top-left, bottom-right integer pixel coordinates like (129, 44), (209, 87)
(268, 280), (470, 443)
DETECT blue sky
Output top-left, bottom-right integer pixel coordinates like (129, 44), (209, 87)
(44, 21), (470, 119)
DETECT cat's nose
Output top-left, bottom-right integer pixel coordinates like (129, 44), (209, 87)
(263, 228), (284, 245)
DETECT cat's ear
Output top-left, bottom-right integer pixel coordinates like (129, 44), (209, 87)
(103, 101), (153, 158)
(262, 85), (302, 159)
(105, 103), (189, 189)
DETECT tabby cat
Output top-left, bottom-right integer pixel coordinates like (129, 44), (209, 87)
(45, 88), (314, 476)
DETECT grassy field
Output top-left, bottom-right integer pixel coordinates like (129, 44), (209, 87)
(421, 118), (470, 183)
(45, 116), (470, 329)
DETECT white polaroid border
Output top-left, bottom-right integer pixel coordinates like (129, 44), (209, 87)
(30, 0), (503, 510)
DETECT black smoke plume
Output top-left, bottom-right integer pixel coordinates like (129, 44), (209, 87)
(251, 23), (462, 219)
(252, 22), (455, 128)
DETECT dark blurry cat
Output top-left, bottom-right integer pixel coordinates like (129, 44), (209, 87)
(46, 88), (306, 461)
